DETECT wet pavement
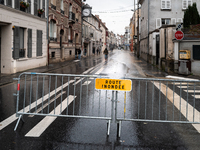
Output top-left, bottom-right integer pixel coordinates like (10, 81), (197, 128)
(1, 50), (200, 150)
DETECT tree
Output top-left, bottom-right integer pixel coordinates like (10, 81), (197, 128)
(183, 3), (200, 28)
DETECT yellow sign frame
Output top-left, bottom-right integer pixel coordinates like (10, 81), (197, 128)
(95, 78), (132, 91)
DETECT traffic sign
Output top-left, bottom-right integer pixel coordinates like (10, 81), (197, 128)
(95, 78), (132, 91)
(175, 31), (184, 40)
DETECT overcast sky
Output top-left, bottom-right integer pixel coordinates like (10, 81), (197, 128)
(85, 0), (136, 35)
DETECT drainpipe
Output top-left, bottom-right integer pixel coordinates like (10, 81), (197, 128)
(147, 0), (149, 62)
(46, 0), (49, 65)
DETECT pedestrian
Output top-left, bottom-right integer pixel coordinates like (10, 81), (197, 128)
(75, 47), (78, 59)
(96, 48), (99, 55)
(78, 47), (81, 59)
(103, 47), (109, 61)
(93, 47), (95, 55)
(84, 47), (87, 56)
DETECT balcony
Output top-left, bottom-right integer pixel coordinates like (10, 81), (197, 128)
(60, 9), (64, 15)
(68, 39), (73, 43)
(19, 49), (25, 58)
(51, 3), (56, 10)
(50, 37), (57, 42)
(69, 11), (75, 24)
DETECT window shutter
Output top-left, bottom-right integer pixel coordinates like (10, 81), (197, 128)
(37, 30), (43, 56)
(171, 18), (176, 25)
(156, 18), (161, 29)
(13, 26), (20, 59)
(161, 0), (165, 9)
(27, 29), (32, 58)
(15, 0), (20, 9)
(182, 0), (187, 9)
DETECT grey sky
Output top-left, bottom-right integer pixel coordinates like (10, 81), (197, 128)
(85, 0), (136, 35)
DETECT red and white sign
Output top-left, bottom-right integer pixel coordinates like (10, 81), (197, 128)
(175, 31), (184, 40)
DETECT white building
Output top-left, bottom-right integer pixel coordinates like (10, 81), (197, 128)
(0, 0), (47, 74)
(139, 0), (200, 62)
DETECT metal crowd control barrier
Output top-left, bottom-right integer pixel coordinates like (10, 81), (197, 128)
(13, 72), (200, 138)
(115, 77), (200, 137)
(13, 72), (115, 135)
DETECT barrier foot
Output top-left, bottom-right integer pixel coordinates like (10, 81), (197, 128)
(107, 120), (111, 136)
(117, 121), (122, 138)
(14, 115), (22, 131)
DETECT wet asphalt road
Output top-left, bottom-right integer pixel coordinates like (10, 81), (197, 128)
(1, 50), (200, 150)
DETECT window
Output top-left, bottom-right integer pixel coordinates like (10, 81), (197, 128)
(13, 26), (26, 59)
(34, 0), (41, 16)
(49, 19), (57, 41)
(161, 0), (171, 9)
(6, 0), (12, 7)
(60, 0), (63, 10)
(68, 26), (73, 43)
(193, 45), (200, 60)
(51, 0), (56, 5)
(162, 18), (170, 25)
(182, 0), (192, 9)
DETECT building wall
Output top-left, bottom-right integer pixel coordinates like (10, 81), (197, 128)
(0, 4), (47, 74)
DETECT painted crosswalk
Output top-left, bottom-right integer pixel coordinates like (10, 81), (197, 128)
(25, 95), (76, 137)
(0, 63), (106, 137)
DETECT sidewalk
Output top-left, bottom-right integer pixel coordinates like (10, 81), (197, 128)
(0, 59), (72, 86)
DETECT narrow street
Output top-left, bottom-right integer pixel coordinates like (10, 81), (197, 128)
(1, 49), (200, 150)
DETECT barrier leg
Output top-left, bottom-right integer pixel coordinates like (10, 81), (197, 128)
(117, 121), (122, 138)
(14, 115), (22, 131)
(107, 120), (111, 136)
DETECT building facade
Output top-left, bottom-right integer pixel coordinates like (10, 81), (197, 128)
(0, 0), (47, 74)
(139, 0), (200, 62)
(48, 0), (82, 63)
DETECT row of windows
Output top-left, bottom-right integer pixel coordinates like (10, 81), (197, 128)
(161, 0), (193, 10)
(156, 18), (183, 29)
(82, 25), (102, 40)
(0, 0), (46, 17)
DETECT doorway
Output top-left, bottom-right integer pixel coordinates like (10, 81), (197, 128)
(156, 34), (160, 65)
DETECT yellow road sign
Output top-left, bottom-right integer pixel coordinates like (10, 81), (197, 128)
(95, 78), (132, 91)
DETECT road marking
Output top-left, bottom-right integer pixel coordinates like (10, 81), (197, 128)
(166, 75), (199, 81)
(28, 91), (66, 117)
(177, 86), (191, 88)
(154, 82), (200, 133)
(95, 67), (104, 75)
(82, 81), (91, 85)
(184, 90), (200, 93)
(82, 67), (95, 74)
(74, 60), (80, 62)
(192, 95), (200, 99)
(25, 95), (76, 137)
(0, 80), (74, 131)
